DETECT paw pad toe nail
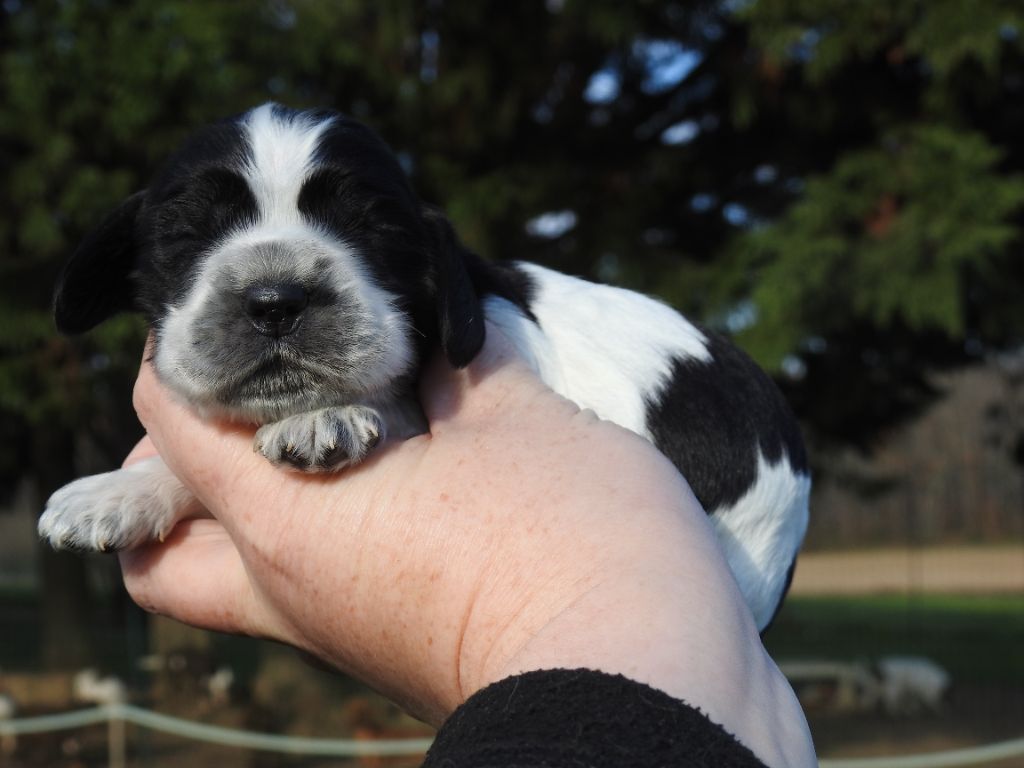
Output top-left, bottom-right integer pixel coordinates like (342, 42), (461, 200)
(319, 443), (350, 467)
(281, 446), (310, 469)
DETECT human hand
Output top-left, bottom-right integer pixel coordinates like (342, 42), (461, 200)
(121, 326), (814, 766)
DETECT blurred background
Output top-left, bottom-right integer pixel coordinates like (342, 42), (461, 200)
(0, 0), (1022, 765)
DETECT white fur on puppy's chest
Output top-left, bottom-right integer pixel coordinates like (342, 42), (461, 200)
(484, 262), (710, 438)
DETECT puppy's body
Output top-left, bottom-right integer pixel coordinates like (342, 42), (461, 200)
(39, 104), (809, 631)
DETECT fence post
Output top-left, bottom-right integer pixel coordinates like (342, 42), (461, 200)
(108, 706), (126, 768)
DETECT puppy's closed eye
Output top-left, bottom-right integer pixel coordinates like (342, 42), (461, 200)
(298, 167), (416, 238)
(154, 169), (256, 245)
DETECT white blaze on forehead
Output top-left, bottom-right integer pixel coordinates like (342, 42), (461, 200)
(242, 104), (333, 227)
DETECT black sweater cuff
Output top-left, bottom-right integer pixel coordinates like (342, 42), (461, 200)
(423, 668), (768, 767)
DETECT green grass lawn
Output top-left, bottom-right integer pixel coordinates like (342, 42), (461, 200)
(764, 594), (1024, 684)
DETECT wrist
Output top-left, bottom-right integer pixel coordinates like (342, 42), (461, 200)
(448, 491), (816, 767)
(456, 492), (738, 703)
(480, 562), (744, 702)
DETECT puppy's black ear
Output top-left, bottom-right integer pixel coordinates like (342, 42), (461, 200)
(421, 205), (485, 368)
(54, 191), (145, 334)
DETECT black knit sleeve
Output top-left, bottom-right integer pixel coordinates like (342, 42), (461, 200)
(421, 668), (769, 767)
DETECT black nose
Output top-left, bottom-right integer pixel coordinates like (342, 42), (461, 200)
(244, 283), (309, 337)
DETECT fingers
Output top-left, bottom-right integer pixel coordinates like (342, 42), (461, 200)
(132, 346), (266, 526)
(119, 518), (274, 638)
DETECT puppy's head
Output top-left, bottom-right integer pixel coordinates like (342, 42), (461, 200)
(55, 104), (484, 421)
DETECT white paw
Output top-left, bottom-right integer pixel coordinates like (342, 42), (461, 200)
(38, 458), (193, 552)
(255, 405), (384, 471)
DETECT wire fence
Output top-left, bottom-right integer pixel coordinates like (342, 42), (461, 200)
(818, 736), (1024, 768)
(0, 704), (1022, 767)
(0, 704), (432, 766)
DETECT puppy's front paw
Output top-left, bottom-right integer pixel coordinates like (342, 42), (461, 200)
(39, 458), (193, 552)
(255, 405), (384, 472)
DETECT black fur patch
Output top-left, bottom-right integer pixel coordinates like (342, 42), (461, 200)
(646, 329), (808, 515)
(54, 191), (146, 333)
(138, 119), (257, 319)
(296, 114), (452, 362)
(471, 259), (537, 320)
(297, 125), (425, 292)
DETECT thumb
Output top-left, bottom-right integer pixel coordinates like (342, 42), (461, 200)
(131, 343), (269, 530)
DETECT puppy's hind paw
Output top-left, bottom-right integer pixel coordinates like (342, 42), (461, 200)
(255, 405), (384, 472)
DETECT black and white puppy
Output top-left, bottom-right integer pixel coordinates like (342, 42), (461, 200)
(39, 104), (810, 631)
